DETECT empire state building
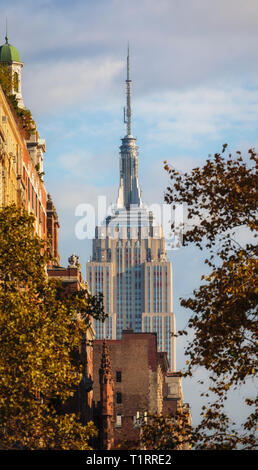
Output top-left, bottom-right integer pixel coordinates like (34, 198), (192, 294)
(87, 49), (176, 371)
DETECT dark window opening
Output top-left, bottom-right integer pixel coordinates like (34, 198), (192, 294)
(116, 392), (122, 404)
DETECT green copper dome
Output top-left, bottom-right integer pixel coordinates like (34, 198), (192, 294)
(0, 38), (21, 63)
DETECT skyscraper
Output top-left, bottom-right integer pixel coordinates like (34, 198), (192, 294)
(87, 48), (176, 371)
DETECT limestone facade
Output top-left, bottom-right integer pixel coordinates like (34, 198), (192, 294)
(0, 86), (47, 238)
(0, 86), (23, 207)
(0, 38), (47, 238)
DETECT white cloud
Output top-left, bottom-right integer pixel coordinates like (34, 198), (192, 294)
(3, 0), (258, 114)
(22, 57), (123, 113)
(135, 86), (258, 147)
(56, 150), (117, 187)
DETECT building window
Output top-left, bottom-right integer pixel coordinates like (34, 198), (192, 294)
(116, 371), (122, 383)
(13, 72), (19, 92)
(116, 392), (122, 404)
(115, 414), (122, 427)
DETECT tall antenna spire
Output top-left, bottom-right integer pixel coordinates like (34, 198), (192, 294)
(124, 43), (132, 136)
(5, 17), (8, 44)
(127, 42), (130, 81)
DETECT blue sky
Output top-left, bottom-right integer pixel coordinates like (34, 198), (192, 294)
(1, 0), (257, 427)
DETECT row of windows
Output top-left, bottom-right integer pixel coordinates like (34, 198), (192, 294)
(24, 167), (45, 230)
(105, 317), (112, 339)
(94, 319), (104, 338)
(116, 370), (122, 404)
(115, 412), (148, 428)
(146, 266), (170, 313)
(143, 315), (172, 365)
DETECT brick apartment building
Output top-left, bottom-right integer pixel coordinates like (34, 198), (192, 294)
(47, 258), (96, 423)
(93, 330), (189, 448)
(46, 197), (96, 423)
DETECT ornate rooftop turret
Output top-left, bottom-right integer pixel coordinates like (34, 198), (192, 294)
(0, 24), (24, 107)
(99, 340), (114, 450)
(0, 34), (21, 63)
(100, 340), (113, 373)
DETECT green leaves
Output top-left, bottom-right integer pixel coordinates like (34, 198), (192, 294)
(0, 205), (102, 449)
(140, 411), (192, 450)
(164, 147), (258, 449)
(0, 64), (13, 95)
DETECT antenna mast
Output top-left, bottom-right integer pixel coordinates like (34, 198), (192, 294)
(124, 44), (132, 136)
(5, 17), (8, 44)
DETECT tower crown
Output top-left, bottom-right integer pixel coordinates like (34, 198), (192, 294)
(0, 22), (21, 63)
(117, 45), (142, 208)
(0, 36), (21, 63)
(0, 30), (24, 107)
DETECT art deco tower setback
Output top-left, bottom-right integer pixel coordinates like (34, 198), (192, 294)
(87, 49), (176, 371)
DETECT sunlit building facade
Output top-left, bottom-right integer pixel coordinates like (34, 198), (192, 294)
(0, 33), (47, 238)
